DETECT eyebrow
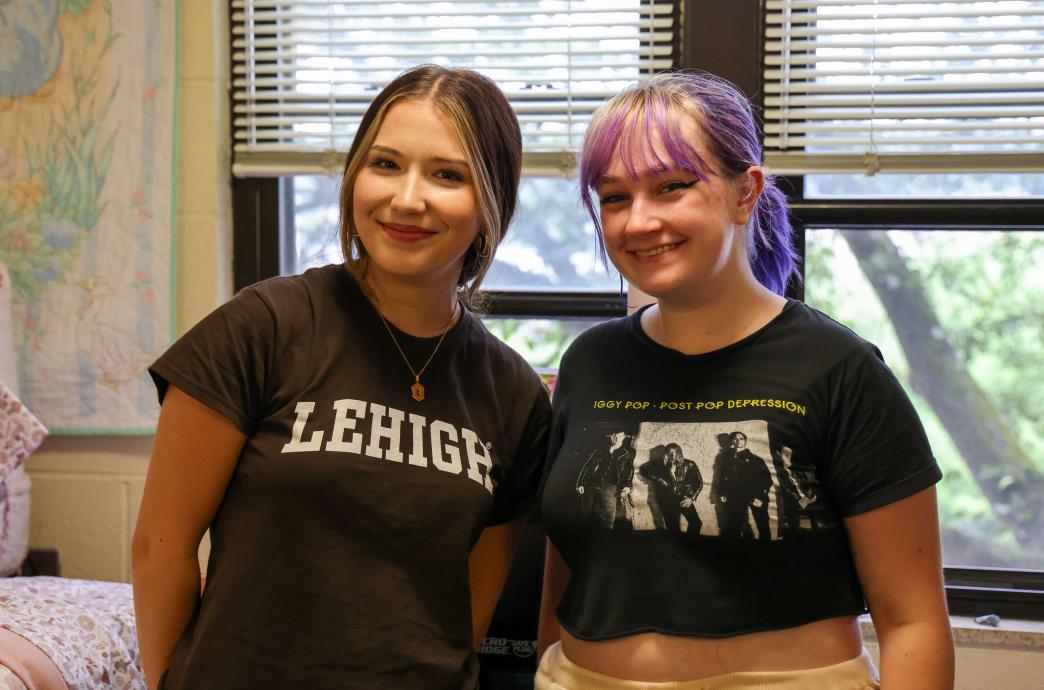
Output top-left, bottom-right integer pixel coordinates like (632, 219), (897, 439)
(369, 144), (469, 168)
(596, 166), (671, 187)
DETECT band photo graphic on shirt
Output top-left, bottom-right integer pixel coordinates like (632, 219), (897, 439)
(574, 420), (835, 539)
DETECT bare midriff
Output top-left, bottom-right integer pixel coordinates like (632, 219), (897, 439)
(558, 615), (863, 682)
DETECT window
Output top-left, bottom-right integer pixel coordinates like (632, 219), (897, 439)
(763, 0), (1044, 175)
(805, 228), (1044, 573)
(763, 0), (1044, 616)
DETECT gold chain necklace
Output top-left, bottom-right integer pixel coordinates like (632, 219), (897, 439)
(376, 303), (458, 402)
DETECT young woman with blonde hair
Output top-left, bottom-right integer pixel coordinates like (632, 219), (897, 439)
(133, 65), (550, 690)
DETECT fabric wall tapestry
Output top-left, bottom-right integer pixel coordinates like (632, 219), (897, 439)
(0, 0), (177, 433)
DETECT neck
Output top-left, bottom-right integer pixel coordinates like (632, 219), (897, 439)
(364, 272), (461, 337)
(641, 277), (786, 356)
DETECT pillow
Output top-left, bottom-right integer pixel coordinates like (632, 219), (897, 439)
(0, 465), (31, 576)
(0, 381), (46, 484)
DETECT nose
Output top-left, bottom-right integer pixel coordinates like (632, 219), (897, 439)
(623, 195), (661, 235)
(390, 169), (425, 215)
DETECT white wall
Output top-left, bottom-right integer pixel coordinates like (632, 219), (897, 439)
(20, 2), (1044, 687)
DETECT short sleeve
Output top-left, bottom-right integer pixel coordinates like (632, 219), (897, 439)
(148, 287), (276, 436)
(824, 348), (942, 517)
(488, 386), (552, 525)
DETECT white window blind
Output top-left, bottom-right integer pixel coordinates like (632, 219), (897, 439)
(764, 0), (1044, 175)
(231, 0), (676, 177)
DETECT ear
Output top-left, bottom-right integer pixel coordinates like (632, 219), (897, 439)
(732, 166), (765, 225)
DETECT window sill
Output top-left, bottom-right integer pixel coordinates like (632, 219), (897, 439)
(860, 614), (1044, 649)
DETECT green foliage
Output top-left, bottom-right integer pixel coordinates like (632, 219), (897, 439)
(806, 229), (1044, 568)
(61, 0), (94, 15)
(482, 318), (596, 369)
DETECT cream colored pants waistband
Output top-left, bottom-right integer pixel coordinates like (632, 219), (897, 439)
(535, 641), (880, 690)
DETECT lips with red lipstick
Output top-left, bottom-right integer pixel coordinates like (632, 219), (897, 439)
(381, 222), (437, 243)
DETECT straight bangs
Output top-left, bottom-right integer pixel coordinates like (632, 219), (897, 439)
(579, 87), (712, 232)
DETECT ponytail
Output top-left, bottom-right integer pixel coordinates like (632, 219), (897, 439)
(748, 177), (799, 296)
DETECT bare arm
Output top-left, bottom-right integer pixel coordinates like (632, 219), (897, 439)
(469, 519), (525, 649)
(845, 486), (954, 690)
(537, 540), (571, 658)
(131, 386), (246, 690)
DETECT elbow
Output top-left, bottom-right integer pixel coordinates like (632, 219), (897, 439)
(131, 525), (162, 574)
(131, 524), (197, 574)
(131, 524), (152, 564)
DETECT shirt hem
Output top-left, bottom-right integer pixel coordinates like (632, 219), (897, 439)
(841, 461), (943, 517)
(557, 607), (870, 642)
(149, 363), (254, 436)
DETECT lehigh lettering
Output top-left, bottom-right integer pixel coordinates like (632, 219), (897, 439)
(407, 413), (428, 467)
(326, 398), (366, 453)
(282, 401), (325, 453)
(430, 420), (462, 474)
(364, 403), (405, 463)
(280, 398), (494, 493)
(461, 427), (493, 491)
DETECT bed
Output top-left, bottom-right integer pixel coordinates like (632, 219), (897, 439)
(0, 262), (143, 689)
(0, 577), (145, 690)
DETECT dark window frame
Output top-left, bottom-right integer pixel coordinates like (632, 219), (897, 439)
(231, 0), (1044, 618)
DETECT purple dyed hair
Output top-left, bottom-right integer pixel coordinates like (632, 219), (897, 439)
(578, 71), (798, 296)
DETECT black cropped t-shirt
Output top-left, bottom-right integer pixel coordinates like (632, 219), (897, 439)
(540, 300), (941, 639)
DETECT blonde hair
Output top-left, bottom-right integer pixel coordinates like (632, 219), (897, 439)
(338, 65), (522, 310)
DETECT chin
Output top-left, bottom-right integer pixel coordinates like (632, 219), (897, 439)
(624, 271), (690, 299)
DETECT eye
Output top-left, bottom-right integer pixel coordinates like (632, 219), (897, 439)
(598, 192), (626, 206)
(367, 156), (398, 171)
(435, 168), (466, 183)
(662, 180), (697, 193)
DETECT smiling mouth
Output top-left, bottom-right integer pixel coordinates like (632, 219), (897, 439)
(380, 222), (437, 242)
(382, 222), (434, 235)
(634, 242), (681, 257)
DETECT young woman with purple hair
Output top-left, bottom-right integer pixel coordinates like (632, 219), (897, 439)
(537, 72), (954, 690)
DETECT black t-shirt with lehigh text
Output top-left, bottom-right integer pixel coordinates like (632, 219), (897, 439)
(148, 264), (550, 690)
(540, 300), (942, 640)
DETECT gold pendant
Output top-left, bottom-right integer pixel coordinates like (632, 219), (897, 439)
(411, 382), (425, 402)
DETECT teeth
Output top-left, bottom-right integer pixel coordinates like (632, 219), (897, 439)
(635, 243), (678, 257)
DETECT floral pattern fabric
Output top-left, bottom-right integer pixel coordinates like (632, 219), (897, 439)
(0, 466), (31, 576)
(0, 381), (46, 483)
(0, 578), (144, 690)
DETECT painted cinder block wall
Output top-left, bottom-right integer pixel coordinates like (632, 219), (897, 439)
(21, 3), (1044, 688)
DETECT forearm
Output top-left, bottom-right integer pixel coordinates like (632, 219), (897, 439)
(538, 541), (570, 658)
(132, 548), (202, 690)
(876, 619), (954, 690)
(537, 591), (563, 659)
(468, 521), (524, 649)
